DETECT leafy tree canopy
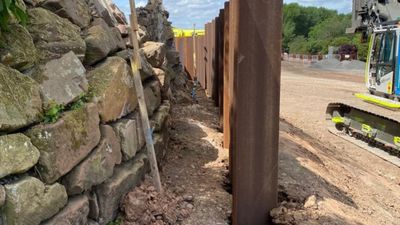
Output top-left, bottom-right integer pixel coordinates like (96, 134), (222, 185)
(283, 3), (368, 61)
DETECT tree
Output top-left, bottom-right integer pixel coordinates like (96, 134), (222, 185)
(282, 3), (368, 60)
(309, 14), (351, 41)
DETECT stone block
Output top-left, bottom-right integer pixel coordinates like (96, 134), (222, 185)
(0, 24), (37, 71)
(2, 177), (67, 225)
(27, 8), (86, 61)
(0, 64), (42, 132)
(141, 41), (166, 68)
(140, 51), (156, 81)
(87, 192), (100, 220)
(150, 100), (170, 133)
(41, 0), (91, 28)
(86, 0), (117, 27)
(87, 57), (138, 123)
(0, 185), (5, 208)
(30, 51), (88, 106)
(95, 152), (148, 225)
(0, 134), (40, 179)
(112, 112), (145, 161)
(26, 104), (101, 184)
(62, 125), (122, 195)
(84, 19), (125, 65)
(41, 195), (90, 225)
(143, 79), (162, 116)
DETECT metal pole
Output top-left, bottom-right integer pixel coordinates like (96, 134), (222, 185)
(231, 0), (282, 224)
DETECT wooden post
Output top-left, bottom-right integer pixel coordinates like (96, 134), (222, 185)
(128, 0), (163, 193)
(231, 0), (282, 224)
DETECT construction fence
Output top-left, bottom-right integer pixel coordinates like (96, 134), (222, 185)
(281, 54), (323, 63)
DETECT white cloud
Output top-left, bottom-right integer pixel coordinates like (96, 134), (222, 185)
(114, 0), (352, 29)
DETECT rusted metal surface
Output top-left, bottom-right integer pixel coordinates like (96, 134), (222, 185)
(217, 9), (225, 120)
(222, 1), (231, 153)
(231, 0), (282, 224)
(173, 1), (281, 223)
(198, 35), (206, 87)
(206, 22), (212, 97)
(210, 19), (216, 101)
(185, 37), (195, 79)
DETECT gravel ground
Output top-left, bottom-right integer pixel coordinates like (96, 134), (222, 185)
(311, 58), (365, 73)
(274, 62), (400, 225)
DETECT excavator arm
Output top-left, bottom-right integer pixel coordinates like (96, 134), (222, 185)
(347, 0), (400, 34)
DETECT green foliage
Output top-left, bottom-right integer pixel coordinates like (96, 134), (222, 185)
(283, 3), (369, 61)
(0, 0), (27, 31)
(107, 218), (122, 225)
(308, 15), (351, 40)
(70, 93), (90, 110)
(43, 94), (91, 123)
(44, 102), (64, 124)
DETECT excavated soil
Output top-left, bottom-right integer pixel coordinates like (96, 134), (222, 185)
(121, 88), (231, 225)
(274, 62), (400, 225)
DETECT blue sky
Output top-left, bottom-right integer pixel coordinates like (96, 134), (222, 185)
(114, 0), (352, 29)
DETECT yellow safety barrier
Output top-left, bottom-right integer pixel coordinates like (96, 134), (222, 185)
(173, 28), (205, 37)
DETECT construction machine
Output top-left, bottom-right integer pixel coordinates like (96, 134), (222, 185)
(326, 0), (400, 166)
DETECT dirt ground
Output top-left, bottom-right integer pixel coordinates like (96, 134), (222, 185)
(274, 62), (400, 225)
(163, 89), (232, 225)
(122, 61), (400, 225)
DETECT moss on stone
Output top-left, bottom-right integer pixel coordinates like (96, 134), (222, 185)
(27, 8), (86, 61)
(0, 134), (40, 179)
(0, 24), (38, 71)
(62, 106), (89, 150)
(0, 64), (43, 132)
(3, 177), (67, 225)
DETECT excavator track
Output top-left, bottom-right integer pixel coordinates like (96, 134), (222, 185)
(326, 101), (400, 167)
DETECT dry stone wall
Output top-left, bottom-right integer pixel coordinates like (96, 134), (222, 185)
(0, 0), (188, 224)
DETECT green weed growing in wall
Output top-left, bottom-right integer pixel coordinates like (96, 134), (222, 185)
(43, 101), (64, 124)
(0, 0), (27, 31)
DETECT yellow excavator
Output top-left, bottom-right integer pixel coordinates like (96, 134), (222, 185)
(326, 0), (400, 166)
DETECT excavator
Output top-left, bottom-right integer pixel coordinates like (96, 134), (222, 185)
(326, 0), (400, 166)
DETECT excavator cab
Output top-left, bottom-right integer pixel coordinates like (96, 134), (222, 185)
(367, 27), (398, 96)
(355, 24), (400, 108)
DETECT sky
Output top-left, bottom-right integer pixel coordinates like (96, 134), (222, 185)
(114, 0), (352, 29)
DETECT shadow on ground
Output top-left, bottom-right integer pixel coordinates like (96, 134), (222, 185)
(161, 88), (232, 225)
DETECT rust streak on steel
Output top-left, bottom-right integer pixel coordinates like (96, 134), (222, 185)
(217, 9), (225, 123)
(210, 19), (216, 101)
(228, 0), (236, 184)
(200, 35), (206, 88)
(186, 36), (195, 79)
(223, 1), (231, 151)
(231, 0), (282, 224)
(206, 22), (211, 96)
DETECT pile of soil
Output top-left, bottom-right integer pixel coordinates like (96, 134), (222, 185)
(120, 178), (193, 225)
(311, 58), (365, 73)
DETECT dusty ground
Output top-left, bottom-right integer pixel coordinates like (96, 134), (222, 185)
(121, 88), (231, 225)
(274, 62), (400, 225)
(164, 89), (231, 225)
